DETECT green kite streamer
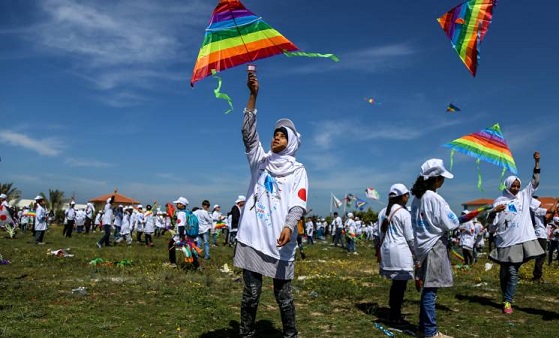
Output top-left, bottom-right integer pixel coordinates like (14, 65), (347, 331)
(283, 51), (340, 62)
(211, 69), (233, 114)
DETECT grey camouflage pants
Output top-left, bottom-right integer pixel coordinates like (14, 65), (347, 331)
(240, 269), (297, 338)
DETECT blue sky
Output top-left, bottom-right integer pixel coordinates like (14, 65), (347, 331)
(1, 0), (558, 216)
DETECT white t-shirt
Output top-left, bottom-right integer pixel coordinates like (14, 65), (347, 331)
(194, 208), (212, 234)
(35, 205), (47, 231)
(411, 190), (459, 263)
(236, 145), (308, 262)
(459, 221), (476, 250)
(102, 202), (113, 225)
(491, 182), (537, 248)
(121, 213), (131, 234)
(144, 212), (155, 233)
(379, 206), (414, 272)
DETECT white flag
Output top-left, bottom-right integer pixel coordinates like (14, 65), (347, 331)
(331, 194), (342, 208)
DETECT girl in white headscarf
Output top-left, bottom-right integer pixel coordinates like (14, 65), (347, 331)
(234, 72), (308, 338)
(487, 151), (544, 314)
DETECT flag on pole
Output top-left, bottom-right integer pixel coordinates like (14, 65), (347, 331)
(331, 194), (342, 209)
(365, 187), (380, 200)
(355, 198), (368, 210)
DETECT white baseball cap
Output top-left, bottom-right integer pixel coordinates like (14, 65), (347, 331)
(235, 195), (246, 203)
(389, 183), (409, 197)
(0, 194), (6, 199)
(347, 212), (354, 218)
(34, 195), (44, 200)
(213, 204), (220, 209)
(420, 158), (454, 180)
(173, 197), (189, 206)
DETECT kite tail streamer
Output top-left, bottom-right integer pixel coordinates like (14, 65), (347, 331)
(211, 69), (234, 114)
(449, 149), (455, 171)
(476, 158), (484, 191)
(283, 51), (340, 62)
(498, 167), (507, 191)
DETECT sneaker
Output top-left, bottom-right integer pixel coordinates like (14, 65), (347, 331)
(96, 243), (102, 249)
(503, 301), (513, 314)
(428, 332), (453, 338)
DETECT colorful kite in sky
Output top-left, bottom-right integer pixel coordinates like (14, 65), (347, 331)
(446, 103), (461, 112)
(365, 187), (380, 200)
(190, 0), (338, 112)
(443, 123), (517, 190)
(437, 0), (497, 76)
(355, 198), (368, 211)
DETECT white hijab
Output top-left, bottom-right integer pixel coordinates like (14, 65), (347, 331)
(501, 175), (521, 200)
(265, 124), (303, 176)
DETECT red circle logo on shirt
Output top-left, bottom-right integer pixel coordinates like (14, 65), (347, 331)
(177, 219), (182, 224)
(0, 215), (6, 221)
(298, 189), (307, 202)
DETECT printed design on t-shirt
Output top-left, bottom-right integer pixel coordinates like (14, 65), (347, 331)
(298, 188), (307, 202)
(412, 211), (426, 229)
(251, 170), (282, 228)
(447, 211), (458, 225)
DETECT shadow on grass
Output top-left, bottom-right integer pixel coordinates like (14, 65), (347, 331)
(514, 306), (559, 321)
(355, 303), (417, 335)
(455, 293), (501, 310)
(199, 319), (283, 338)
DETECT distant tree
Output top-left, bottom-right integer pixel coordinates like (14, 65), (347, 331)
(48, 189), (65, 212)
(0, 182), (22, 202)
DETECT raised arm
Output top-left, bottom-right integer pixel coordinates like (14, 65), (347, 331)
(242, 72), (260, 153)
(531, 151), (540, 189)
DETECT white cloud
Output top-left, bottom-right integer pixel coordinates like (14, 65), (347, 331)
(283, 42), (417, 75)
(309, 118), (461, 150)
(24, 0), (211, 104)
(0, 130), (64, 156)
(65, 158), (114, 168)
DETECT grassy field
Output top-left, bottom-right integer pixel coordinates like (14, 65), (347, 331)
(1, 227), (559, 338)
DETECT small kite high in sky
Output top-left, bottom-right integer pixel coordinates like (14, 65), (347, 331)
(443, 123), (517, 190)
(446, 103), (461, 112)
(437, 0), (497, 76)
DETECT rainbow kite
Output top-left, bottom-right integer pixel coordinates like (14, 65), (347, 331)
(443, 123), (517, 190)
(437, 0), (496, 76)
(451, 248), (465, 262)
(446, 103), (461, 112)
(190, 0), (338, 112)
(459, 205), (492, 223)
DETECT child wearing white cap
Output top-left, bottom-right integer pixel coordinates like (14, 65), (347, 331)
(378, 183), (415, 325)
(411, 159), (458, 338)
(33, 195), (48, 244)
(97, 194), (115, 248)
(234, 72), (308, 337)
(227, 195), (246, 246)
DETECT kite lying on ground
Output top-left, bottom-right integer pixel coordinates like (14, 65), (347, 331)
(443, 123), (516, 190)
(437, 0), (497, 76)
(190, 0), (338, 113)
(48, 248), (74, 258)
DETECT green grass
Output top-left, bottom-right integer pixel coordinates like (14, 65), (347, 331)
(1, 228), (559, 337)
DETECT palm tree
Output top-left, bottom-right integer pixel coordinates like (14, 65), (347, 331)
(48, 189), (65, 212)
(0, 182), (22, 202)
